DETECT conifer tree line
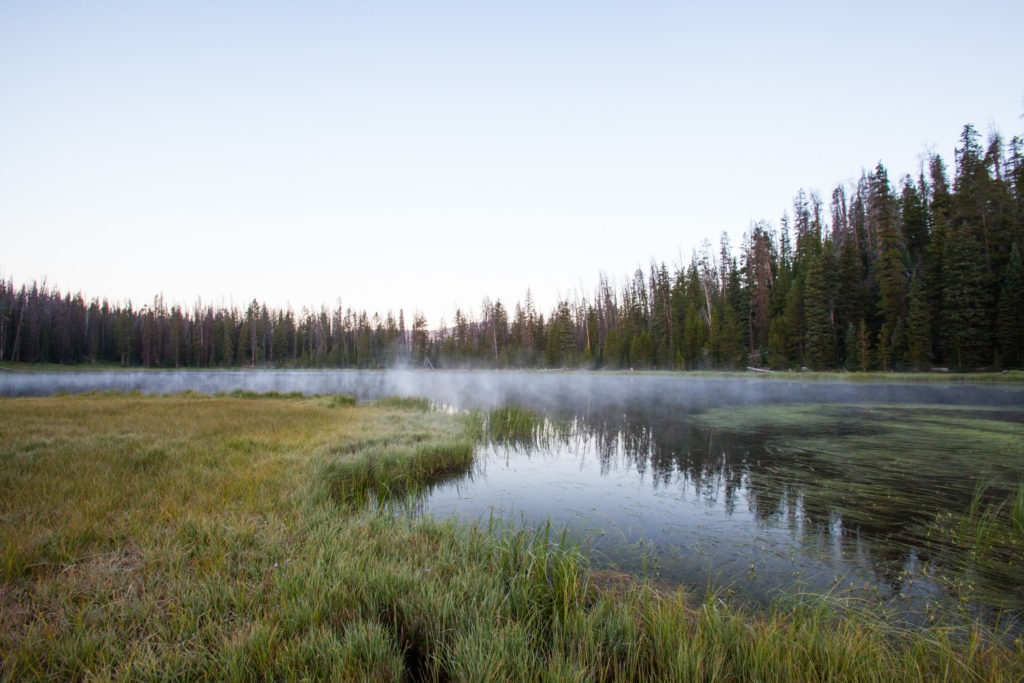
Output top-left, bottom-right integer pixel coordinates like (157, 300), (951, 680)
(2, 123), (1023, 371)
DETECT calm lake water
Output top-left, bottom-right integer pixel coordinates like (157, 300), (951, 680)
(5, 369), (1024, 627)
(419, 403), (1024, 628)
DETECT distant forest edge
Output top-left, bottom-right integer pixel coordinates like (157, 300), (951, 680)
(4, 124), (1024, 372)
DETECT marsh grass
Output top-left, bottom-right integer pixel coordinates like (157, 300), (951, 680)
(482, 406), (568, 450)
(214, 389), (307, 400)
(374, 396), (432, 411)
(2, 394), (1023, 680)
(925, 481), (1024, 611)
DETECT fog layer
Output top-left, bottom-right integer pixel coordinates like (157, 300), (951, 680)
(2, 370), (1022, 412)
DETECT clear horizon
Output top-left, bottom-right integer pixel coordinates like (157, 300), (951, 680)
(2, 1), (1022, 323)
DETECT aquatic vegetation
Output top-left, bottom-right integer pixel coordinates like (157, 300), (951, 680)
(1013, 484), (1024, 536)
(482, 405), (565, 449)
(923, 481), (1024, 611)
(696, 403), (1024, 624)
(214, 388), (307, 399)
(374, 395), (432, 411)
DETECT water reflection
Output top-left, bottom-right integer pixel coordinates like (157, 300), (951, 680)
(418, 402), (1024, 629)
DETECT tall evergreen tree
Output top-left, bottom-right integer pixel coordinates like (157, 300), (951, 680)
(997, 242), (1024, 367)
(942, 227), (993, 369)
(804, 250), (835, 369)
(905, 272), (931, 370)
(871, 165), (908, 355)
(900, 175), (929, 263)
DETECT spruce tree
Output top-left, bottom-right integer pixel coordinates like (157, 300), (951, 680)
(925, 154), (952, 364)
(871, 164), (908, 353)
(900, 176), (929, 262)
(942, 228), (993, 369)
(680, 304), (705, 369)
(905, 272), (931, 369)
(783, 277), (805, 364)
(720, 305), (743, 368)
(767, 316), (788, 369)
(858, 319), (872, 371)
(996, 242), (1024, 367)
(804, 252), (835, 368)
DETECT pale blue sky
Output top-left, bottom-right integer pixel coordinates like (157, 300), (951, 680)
(2, 1), (1022, 324)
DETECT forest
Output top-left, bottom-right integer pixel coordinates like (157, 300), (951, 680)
(2, 123), (1023, 372)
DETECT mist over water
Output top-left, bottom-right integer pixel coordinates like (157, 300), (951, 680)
(2, 369), (1022, 410)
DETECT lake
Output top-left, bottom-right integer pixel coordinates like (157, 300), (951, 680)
(5, 369), (1023, 629)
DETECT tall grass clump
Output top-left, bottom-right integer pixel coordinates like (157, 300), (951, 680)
(374, 395), (431, 411)
(929, 480), (1024, 612)
(483, 405), (572, 450)
(2, 394), (1023, 680)
(324, 393), (356, 407)
(1011, 481), (1024, 536)
(316, 398), (474, 506)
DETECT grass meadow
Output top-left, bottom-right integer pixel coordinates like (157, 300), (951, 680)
(2, 393), (1022, 681)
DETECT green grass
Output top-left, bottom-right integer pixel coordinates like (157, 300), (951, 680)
(2, 394), (1022, 680)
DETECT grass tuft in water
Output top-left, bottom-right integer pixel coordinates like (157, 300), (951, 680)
(374, 395), (432, 411)
(213, 389), (307, 399)
(483, 405), (572, 450)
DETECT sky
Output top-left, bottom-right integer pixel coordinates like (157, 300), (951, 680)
(2, 1), (1022, 325)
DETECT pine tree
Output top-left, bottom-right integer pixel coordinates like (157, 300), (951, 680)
(905, 272), (931, 370)
(411, 312), (429, 366)
(767, 316), (788, 369)
(997, 242), (1024, 367)
(835, 221), (867, 358)
(900, 176), (929, 262)
(743, 222), (775, 354)
(719, 305), (743, 368)
(602, 327), (622, 369)
(1008, 136), (1024, 243)
(843, 323), (857, 370)
(680, 304), (705, 369)
(632, 330), (654, 369)
(871, 164), (908, 353)
(783, 277), (805, 364)
(877, 324), (892, 372)
(804, 252), (835, 368)
(925, 154), (952, 364)
(858, 319), (872, 371)
(942, 228), (993, 369)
